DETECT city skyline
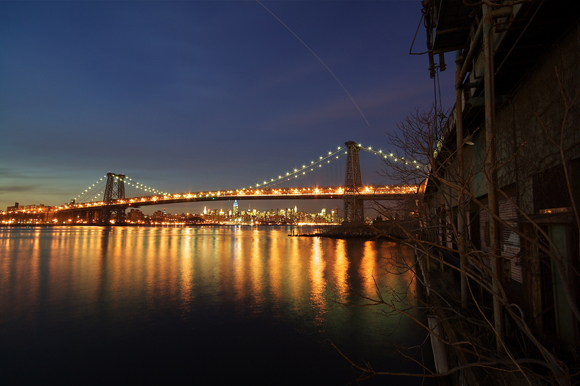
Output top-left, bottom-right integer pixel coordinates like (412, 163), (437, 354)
(0, 1), (454, 213)
(2, 198), (344, 226)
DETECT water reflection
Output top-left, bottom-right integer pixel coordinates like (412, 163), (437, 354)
(250, 230), (265, 308)
(309, 237), (327, 323)
(333, 239), (350, 301)
(361, 241), (379, 295)
(0, 226), (427, 385)
(0, 227), (421, 324)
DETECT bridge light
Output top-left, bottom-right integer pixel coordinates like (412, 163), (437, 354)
(294, 169), (297, 172)
(328, 152), (331, 155)
(368, 147), (372, 150)
(337, 146), (341, 150)
(320, 156), (323, 160)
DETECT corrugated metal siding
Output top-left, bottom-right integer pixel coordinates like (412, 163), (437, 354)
(478, 197), (522, 283)
(499, 198), (522, 283)
(478, 208), (491, 268)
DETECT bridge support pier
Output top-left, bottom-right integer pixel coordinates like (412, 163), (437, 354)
(343, 141), (364, 223)
(101, 172), (126, 224)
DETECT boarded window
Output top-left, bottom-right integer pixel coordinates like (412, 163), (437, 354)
(469, 209), (481, 250)
(533, 164), (571, 212)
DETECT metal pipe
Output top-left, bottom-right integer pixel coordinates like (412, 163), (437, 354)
(455, 6), (513, 88)
(483, 3), (504, 352)
(456, 19), (484, 89)
(455, 51), (468, 309)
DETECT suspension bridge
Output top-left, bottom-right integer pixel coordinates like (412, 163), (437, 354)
(54, 142), (421, 224)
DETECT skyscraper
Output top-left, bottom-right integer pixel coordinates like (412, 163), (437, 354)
(233, 200), (239, 216)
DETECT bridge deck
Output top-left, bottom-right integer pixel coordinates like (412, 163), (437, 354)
(56, 185), (416, 212)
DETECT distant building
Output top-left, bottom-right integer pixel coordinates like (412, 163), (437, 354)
(127, 209), (144, 222)
(152, 210), (165, 223)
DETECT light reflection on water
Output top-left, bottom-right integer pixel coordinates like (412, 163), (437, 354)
(0, 226), (431, 385)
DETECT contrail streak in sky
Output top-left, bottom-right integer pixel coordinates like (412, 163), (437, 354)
(256, 0), (371, 127)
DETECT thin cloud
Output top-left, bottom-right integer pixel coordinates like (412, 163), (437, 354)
(255, 81), (433, 131)
(0, 185), (40, 194)
(256, 0), (370, 127)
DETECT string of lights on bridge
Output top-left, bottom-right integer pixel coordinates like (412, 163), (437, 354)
(359, 145), (424, 169)
(72, 175), (169, 203)
(72, 175), (107, 203)
(70, 143), (424, 203)
(251, 143), (424, 189)
(250, 146), (345, 189)
(124, 177), (169, 196)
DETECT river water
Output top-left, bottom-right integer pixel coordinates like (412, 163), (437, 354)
(0, 226), (432, 385)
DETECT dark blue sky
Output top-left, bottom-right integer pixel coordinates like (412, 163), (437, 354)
(1, 0), (453, 214)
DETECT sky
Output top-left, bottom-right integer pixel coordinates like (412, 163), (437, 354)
(0, 0), (454, 214)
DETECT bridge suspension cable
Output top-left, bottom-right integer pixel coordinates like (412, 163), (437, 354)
(249, 143), (425, 190)
(358, 144), (425, 169)
(71, 174), (169, 204)
(72, 175), (107, 203)
(69, 142), (424, 205)
(250, 145), (347, 189)
(124, 176), (169, 196)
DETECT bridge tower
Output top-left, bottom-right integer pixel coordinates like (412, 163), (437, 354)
(343, 141), (364, 223)
(101, 172), (126, 224)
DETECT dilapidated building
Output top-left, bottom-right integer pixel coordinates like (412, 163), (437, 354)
(416, 0), (579, 382)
